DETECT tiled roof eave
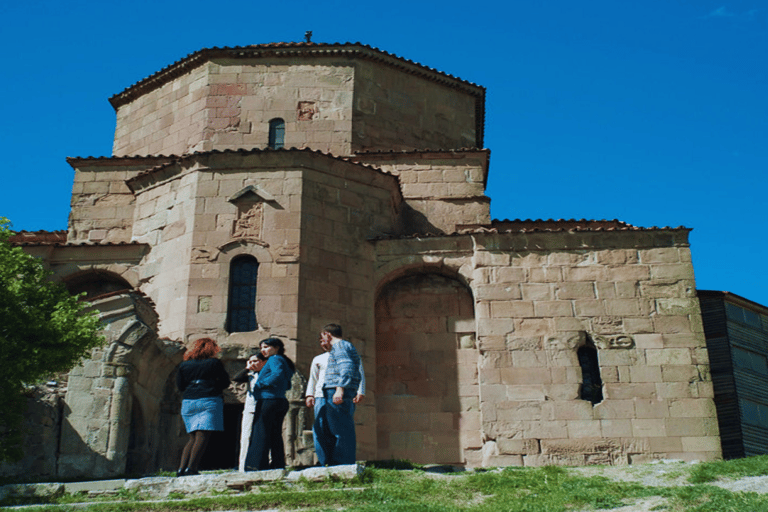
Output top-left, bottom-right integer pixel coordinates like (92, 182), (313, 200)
(108, 43), (486, 110)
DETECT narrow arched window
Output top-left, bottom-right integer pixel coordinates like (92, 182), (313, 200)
(226, 256), (259, 332)
(578, 344), (603, 404)
(268, 118), (285, 149)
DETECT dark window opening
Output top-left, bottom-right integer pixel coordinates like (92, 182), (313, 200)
(268, 118), (285, 149)
(226, 256), (258, 332)
(578, 343), (603, 405)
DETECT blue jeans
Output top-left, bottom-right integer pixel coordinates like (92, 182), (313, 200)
(315, 388), (356, 466)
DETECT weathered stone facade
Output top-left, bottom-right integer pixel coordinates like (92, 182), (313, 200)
(3, 42), (720, 479)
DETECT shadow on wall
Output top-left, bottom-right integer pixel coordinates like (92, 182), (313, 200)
(375, 272), (476, 465)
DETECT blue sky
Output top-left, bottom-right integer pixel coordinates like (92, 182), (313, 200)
(1, 0), (766, 305)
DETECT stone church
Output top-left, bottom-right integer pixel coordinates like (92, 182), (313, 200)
(5, 42), (721, 478)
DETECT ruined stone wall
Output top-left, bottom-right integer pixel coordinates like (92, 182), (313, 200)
(113, 59), (355, 158)
(373, 229), (720, 466)
(352, 151), (490, 234)
(352, 60), (479, 152)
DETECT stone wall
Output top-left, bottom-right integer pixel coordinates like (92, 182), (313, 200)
(112, 59), (356, 158)
(352, 60), (480, 152)
(373, 228), (720, 466)
(352, 150), (491, 234)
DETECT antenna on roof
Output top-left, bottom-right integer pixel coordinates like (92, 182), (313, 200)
(305, 31), (312, 43)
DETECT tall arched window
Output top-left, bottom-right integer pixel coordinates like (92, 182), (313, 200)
(226, 256), (259, 332)
(268, 118), (285, 149)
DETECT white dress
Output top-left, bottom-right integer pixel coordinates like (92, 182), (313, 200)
(238, 371), (259, 472)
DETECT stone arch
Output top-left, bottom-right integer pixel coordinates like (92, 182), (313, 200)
(63, 269), (134, 300)
(55, 263), (140, 291)
(58, 291), (184, 478)
(375, 268), (478, 465)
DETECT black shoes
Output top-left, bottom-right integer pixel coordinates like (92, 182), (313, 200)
(176, 468), (200, 477)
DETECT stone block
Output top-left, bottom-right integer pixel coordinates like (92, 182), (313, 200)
(534, 301), (574, 317)
(573, 300), (605, 317)
(665, 417), (719, 437)
(646, 348), (692, 366)
(634, 398), (669, 419)
(475, 283), (522, 301)
(628, 365), (663, 383)
(632, 418), (667, 437)
(500, 367), (551, 385)
(606, 265), (650, 281)
(604, 383), (656, 400)
(593, 400), (634, 419)
(681, 436), (722, 452)
(520, 283), (554, 301)
(652, 316), (691, 334)
(555, 283), (595, 299)
(600, 419), (633, 437)
(669, 398), (717, 419)
(562, 266), (605, 282)
(514, 318), (552, 337)
(567, 420), (603, 438)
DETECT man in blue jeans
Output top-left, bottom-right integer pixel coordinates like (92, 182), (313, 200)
(317, 323), (362, 465)
(305, 333), (365, 466)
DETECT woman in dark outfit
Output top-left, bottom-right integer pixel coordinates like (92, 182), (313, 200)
(245, 338), (295, 471)
(175, 337), (231, 476)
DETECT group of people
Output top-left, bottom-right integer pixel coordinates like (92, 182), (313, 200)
(174, 324), (362, 475)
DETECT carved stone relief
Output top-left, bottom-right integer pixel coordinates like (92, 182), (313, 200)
(233, 203), (264, 240)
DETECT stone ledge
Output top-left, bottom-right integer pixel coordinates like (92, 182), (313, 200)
(0, 464), (364, 501)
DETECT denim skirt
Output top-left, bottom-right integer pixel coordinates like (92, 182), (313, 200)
(181, 397), (224, 432)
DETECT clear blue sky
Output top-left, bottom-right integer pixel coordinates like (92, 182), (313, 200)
(1, 1), (766, 305)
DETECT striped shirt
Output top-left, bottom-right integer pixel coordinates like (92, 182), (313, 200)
(323, 339), (362, 391)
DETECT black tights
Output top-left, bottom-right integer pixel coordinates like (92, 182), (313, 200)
(178, 430), (212, 473)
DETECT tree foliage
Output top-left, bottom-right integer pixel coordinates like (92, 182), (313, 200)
(0, 218), (104, 462)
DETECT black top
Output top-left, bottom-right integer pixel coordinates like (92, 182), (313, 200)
(176, 358), (231, 400)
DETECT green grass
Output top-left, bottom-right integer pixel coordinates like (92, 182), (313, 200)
(6, 457), (768, 511)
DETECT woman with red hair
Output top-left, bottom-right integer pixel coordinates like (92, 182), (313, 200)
(175, 337), (231, 476)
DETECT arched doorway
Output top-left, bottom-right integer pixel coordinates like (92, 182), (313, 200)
(375, 272), (477, 465)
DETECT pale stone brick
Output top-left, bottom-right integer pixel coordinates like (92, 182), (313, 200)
(656, 382), (695, 399)
(638, 248), (681, 264)
(652, 315), (691, 334)
(567, 420), (603, 438)
(475, 283), (522, 301)
(647, 436), (683, 453)
(496, 267), (526, 282)
(521, 283), (554, 301)
(666, 417), (719, 437)
(601, 419), (633, 437)
(491, 300), (534, 318)
(662, 334), (704, 348)
(514, 318), (552, 336)
(634, 398), (669, 419)
(563, 266), (606, 282)
(634, 334), (663, 349)
(477, 318), (516, 336)
(632, 419), (667, 437)
(534, 301), (574, 317)
(604, 383), (656, 400)
(606, 265), (650, 281)
(661, 365), (701, 382)
(554, 317), (589, 331)
(669, 398), (717, 418)
(628, 366), (663, 383)
(548, 401), (595, 420)
(594, 399), (634, 419)
(555, 282), (595, 299)
(623, 317), (654, 333)
(646, 348), (692, 366)
(615, 282), (639, 298)
(500, 367), (551, 385)
(604, 299), (652, 316)
(528, 267), (562, 282)
(573, 300), (605, 317)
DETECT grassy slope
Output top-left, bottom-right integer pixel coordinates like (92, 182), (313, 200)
(6, 455), (768, 512)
